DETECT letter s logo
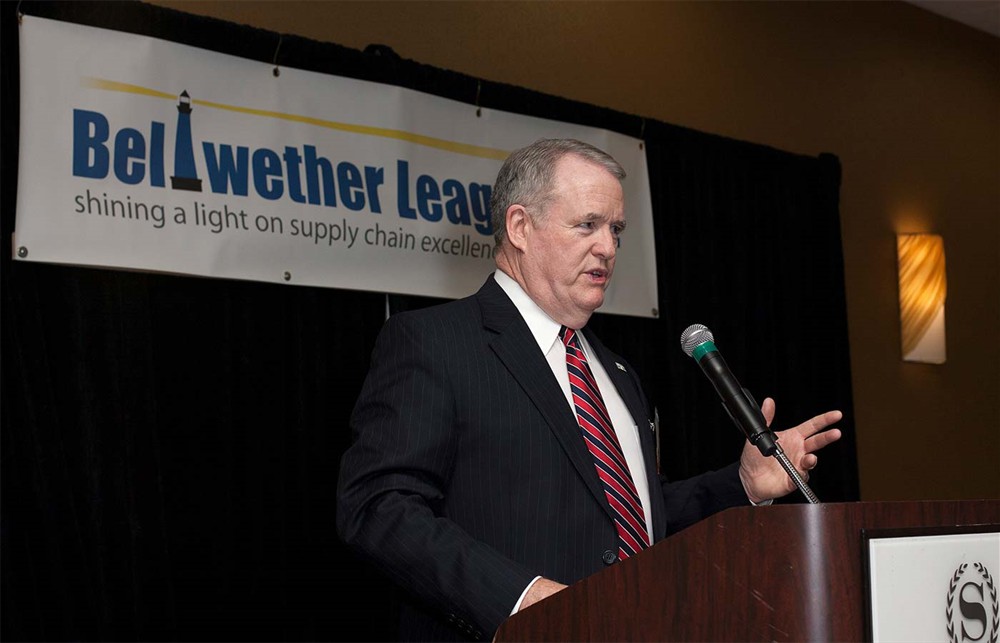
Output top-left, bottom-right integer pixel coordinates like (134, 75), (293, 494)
(960, 581), (987, 641)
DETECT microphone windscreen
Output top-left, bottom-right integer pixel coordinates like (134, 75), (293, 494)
(680, 323), (715, 357)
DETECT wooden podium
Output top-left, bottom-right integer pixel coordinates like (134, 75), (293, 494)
(494, 500), (1000, 642)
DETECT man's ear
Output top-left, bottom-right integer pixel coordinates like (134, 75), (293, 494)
(505, 205), (531, 251)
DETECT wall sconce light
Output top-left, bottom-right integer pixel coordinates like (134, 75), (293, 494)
(897, 233), (946, 363)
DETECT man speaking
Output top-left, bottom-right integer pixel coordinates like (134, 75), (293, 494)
(336, 138), (842, 641)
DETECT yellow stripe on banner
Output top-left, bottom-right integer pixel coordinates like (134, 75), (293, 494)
(83, 78), (177, 100)
(83, 77), (510, 161)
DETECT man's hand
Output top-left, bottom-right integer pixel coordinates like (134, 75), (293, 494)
(738, 398), (842, 504)
(493, 578), (569, 643)
(518, 578), (567, 612)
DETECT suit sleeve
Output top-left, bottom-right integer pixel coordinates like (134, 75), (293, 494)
(657, 462), (748, 536)
(336, 313), (536, 639)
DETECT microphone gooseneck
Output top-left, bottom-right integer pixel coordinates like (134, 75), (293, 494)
(680, 323), (820, 504)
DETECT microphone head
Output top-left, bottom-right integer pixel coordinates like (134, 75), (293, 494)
(680, 323), (715, 357)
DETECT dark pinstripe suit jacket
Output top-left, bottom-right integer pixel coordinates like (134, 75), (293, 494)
(336, 275), (747, 641)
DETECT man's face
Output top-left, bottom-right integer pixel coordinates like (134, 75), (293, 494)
(520, 154), (625, 329)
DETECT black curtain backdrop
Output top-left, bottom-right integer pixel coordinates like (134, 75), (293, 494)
(1, 2), (858, 641)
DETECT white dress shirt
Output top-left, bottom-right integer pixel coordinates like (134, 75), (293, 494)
(494, 270), (655, 614)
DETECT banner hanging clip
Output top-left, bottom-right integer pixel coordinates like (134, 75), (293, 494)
(272, 34), (284, 77)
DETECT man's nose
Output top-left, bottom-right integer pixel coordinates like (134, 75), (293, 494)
(593, 228), (617, 259)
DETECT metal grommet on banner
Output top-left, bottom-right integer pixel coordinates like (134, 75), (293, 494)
(283, 271), (291, 282)
(272, 34), (283, 77)
(475, 81), (482, 118)
(17, 246), (28, 258)
(639, 118), (646, 150)
(17, 0), (24, 24)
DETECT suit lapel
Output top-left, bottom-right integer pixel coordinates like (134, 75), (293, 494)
(476, 277), (613, 519)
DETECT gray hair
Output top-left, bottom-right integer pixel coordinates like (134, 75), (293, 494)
(490, 138), (626, 249)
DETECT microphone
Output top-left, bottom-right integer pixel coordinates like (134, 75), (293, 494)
(679, 323), (779, 456)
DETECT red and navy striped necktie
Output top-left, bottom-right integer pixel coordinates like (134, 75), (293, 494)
(561, 326), (650, 560)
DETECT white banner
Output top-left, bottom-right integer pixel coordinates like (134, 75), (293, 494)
(15, 16), (658, 317)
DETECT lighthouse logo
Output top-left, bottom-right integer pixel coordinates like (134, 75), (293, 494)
(170, 90), (201, 192)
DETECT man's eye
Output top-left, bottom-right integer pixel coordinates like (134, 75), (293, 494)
(611, 225), (625, 236)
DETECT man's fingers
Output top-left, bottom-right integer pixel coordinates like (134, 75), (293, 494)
(760, 397), (776, 427)
(804, 427), (842, 452)
(796, 410), (842, 438)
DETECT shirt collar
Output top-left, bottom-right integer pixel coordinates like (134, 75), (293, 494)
(493, 269), (563, 354)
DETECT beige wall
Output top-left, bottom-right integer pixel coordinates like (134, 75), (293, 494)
(149, 1), (1000, 501)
